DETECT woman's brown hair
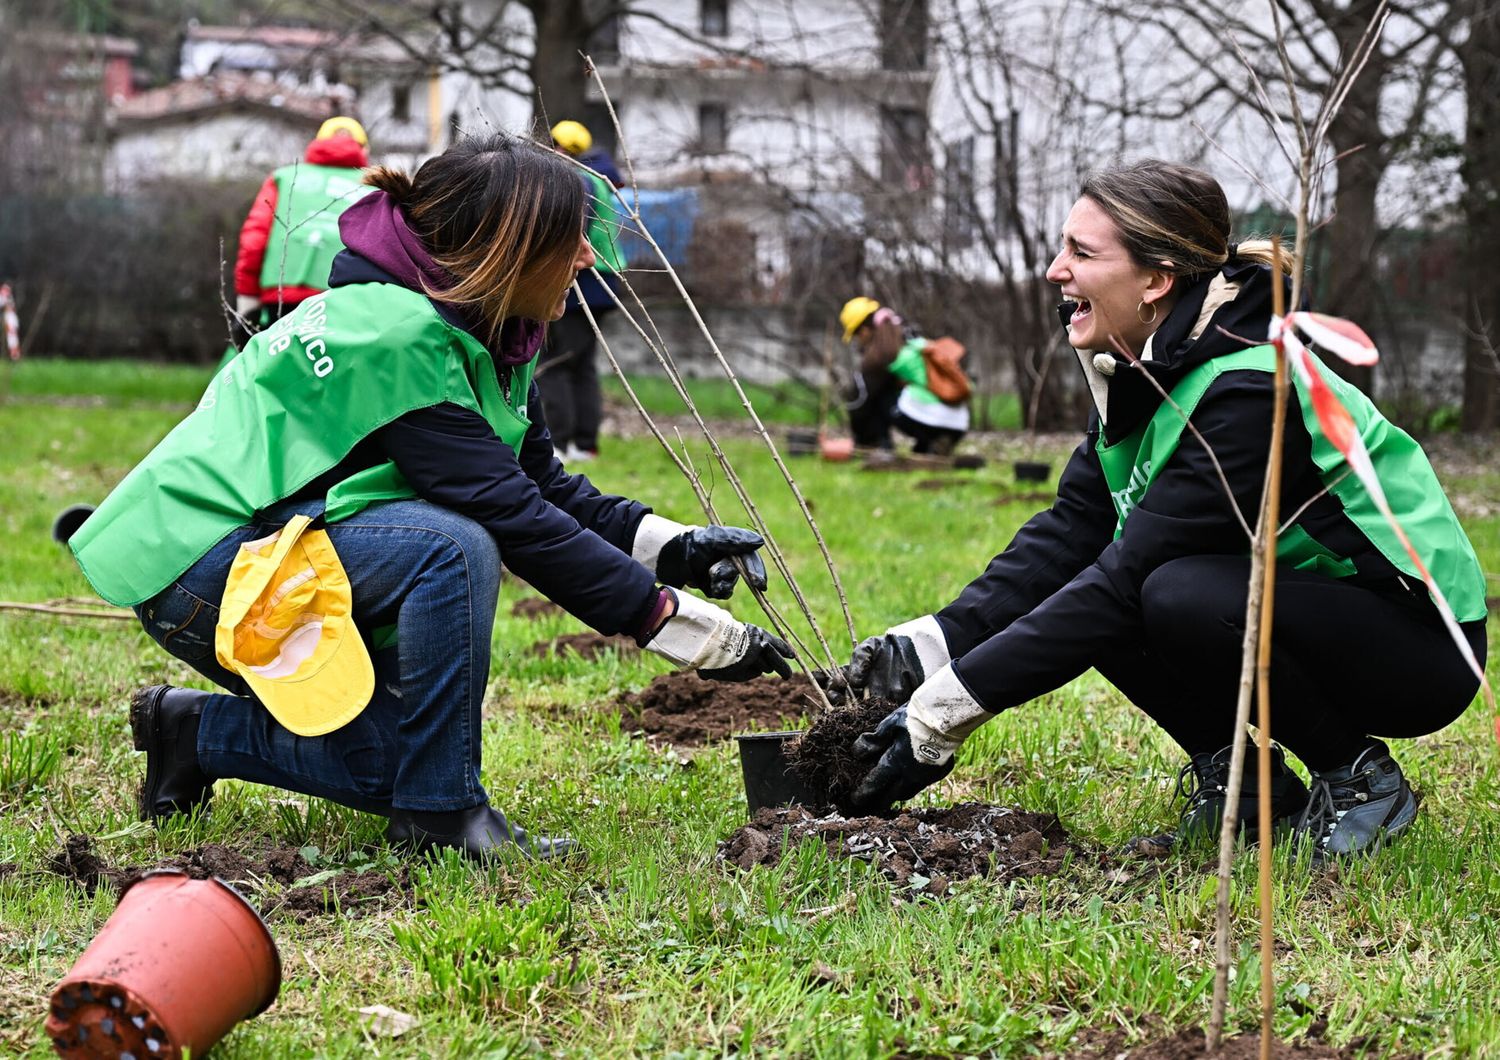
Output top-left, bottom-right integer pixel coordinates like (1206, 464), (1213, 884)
(1080, 159), (1294, 281)
(363, 132), (585, 343)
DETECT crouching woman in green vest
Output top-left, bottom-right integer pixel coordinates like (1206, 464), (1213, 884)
(827, 159), (1488, 860)
(70, 133), (793, 860)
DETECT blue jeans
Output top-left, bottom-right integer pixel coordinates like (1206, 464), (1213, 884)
(134, 498), (501, 813)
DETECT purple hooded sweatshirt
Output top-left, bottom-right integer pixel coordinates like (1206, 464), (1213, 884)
(338, 190), (545, 366)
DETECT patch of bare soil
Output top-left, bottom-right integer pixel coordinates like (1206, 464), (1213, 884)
(862, 452), (986, 473)
(531, 631), (637, 660)
(619, 672), (816, 746)
(511, 596), (563, 620)
(915, 477), (975, 490)
(1064, 1026), (1409, 1060)
(783, 697), (896, 813)
(46, 834), (411, 919)
(719, 803), (1072, 896)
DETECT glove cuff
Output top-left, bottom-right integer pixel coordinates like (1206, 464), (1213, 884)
(905, 664), (993, 766)
(631, 513), (695, 572)
(644, 589), (747, 670)
(886, 615), (951, 678)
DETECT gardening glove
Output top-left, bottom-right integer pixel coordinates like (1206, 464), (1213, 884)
(643, 588), (794, 681)
(849, 664), (994, 812)
(819, 615), (951, 705)
(235, 294), (262, 320)
(632, 513), (768, 599)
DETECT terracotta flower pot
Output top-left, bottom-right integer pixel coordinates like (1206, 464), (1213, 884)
(46, 870), (281, 1059)
(818, 434), (855, 462)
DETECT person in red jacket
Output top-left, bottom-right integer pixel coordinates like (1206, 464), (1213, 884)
(233, 116), (371, 338)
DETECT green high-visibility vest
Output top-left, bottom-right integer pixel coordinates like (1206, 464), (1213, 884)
(258, 163), (371, 292)
(585, 172), (625, 275)
(889, 337), (941, 405)
(1096, 345), (1487, 622)
(71, 284), (534, 606)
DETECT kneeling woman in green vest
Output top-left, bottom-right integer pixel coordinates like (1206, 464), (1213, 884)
(829, 159), (1488, 860)
(70, 133), (794, 860)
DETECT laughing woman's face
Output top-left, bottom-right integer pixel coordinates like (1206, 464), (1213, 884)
(1045, 196), (1171, 355)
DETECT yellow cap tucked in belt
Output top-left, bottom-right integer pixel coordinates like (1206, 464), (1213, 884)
(215, 514), (374, 737)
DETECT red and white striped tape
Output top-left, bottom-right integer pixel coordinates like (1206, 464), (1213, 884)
(0, 283), (19, 361)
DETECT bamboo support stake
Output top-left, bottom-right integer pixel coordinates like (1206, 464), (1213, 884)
(1254, 238), (1289, 1060)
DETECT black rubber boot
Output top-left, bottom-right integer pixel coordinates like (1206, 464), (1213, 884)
(386, 804), (580, 862)
(130, 685), (215, 822)
(1125, 743), (1309, 855)
(1294, 742), (1418, 860)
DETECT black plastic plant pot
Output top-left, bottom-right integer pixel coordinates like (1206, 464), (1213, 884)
(51, 503), (96, 545)
(735, 731), (818, 815)
(1013, 461), (1051, 483)
(785, 428), (819, 457)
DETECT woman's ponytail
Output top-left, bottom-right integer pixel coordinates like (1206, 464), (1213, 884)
(1231, 237), (1297, 276)
(362, 165), (415, 203)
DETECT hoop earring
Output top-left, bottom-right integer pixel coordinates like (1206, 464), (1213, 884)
(1137, 300), (1158, 325)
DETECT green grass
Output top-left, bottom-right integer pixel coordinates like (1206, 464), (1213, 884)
(1, 360), (1497, 1056)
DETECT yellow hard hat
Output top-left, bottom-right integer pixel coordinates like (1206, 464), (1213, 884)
(551, 119), (593, 156)
(839, 296), (881, 343)
(316, 115), (368, 146)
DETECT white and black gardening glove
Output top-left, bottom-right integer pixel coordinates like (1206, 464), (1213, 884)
(849, 664), (994, 813)
(642, 588), (794, 681)
(819, 615), (951, 705)
(632, 514), (768, 599)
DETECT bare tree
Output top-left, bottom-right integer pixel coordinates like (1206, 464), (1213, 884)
(1100, 0), (1462, 396)
(1458, 0), (1500, 431)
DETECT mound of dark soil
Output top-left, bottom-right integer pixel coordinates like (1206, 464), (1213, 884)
(783, 697), (896, 812)
(915, 477), (974, 491)
(46, 834), (411, 919)
(531, 632), (637, 660)
(511, 597), (563, 620)
(619, 672), (816, 746)
(719, 803), (1071, 896)
(1067, 1026), (1408, 1059)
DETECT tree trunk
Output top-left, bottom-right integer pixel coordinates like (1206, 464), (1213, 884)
(528, 0), (591, 126)
(1460, 0), (1500, 432)
(1318, 8), (1387, 395)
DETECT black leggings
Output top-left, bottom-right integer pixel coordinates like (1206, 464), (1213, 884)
(1094, 555), (1487, 771)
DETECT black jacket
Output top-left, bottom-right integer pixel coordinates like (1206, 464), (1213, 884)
(936, 260), (1453, 711)
(288, 251), (659, 637)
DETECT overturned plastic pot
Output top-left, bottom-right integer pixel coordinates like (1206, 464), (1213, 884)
(736, 730), (820, 815)
(46, 870), (281, 1059)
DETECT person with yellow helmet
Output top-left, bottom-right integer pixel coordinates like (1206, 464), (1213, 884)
(542, 119), (627, 462)
(839, 296), (970, 454)
(231, 115), (372, 346)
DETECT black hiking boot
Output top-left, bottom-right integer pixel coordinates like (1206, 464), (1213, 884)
(130, 685), (215, 822)
(386, 804), (581, 862)
(1294, 742), (1419, 861)
(1124, 743), (1309, 855)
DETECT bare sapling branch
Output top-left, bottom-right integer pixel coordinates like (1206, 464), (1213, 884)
(579, 53), (860, 652)
(573, 283), (836, 711)
(591, 265), (843, 678)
